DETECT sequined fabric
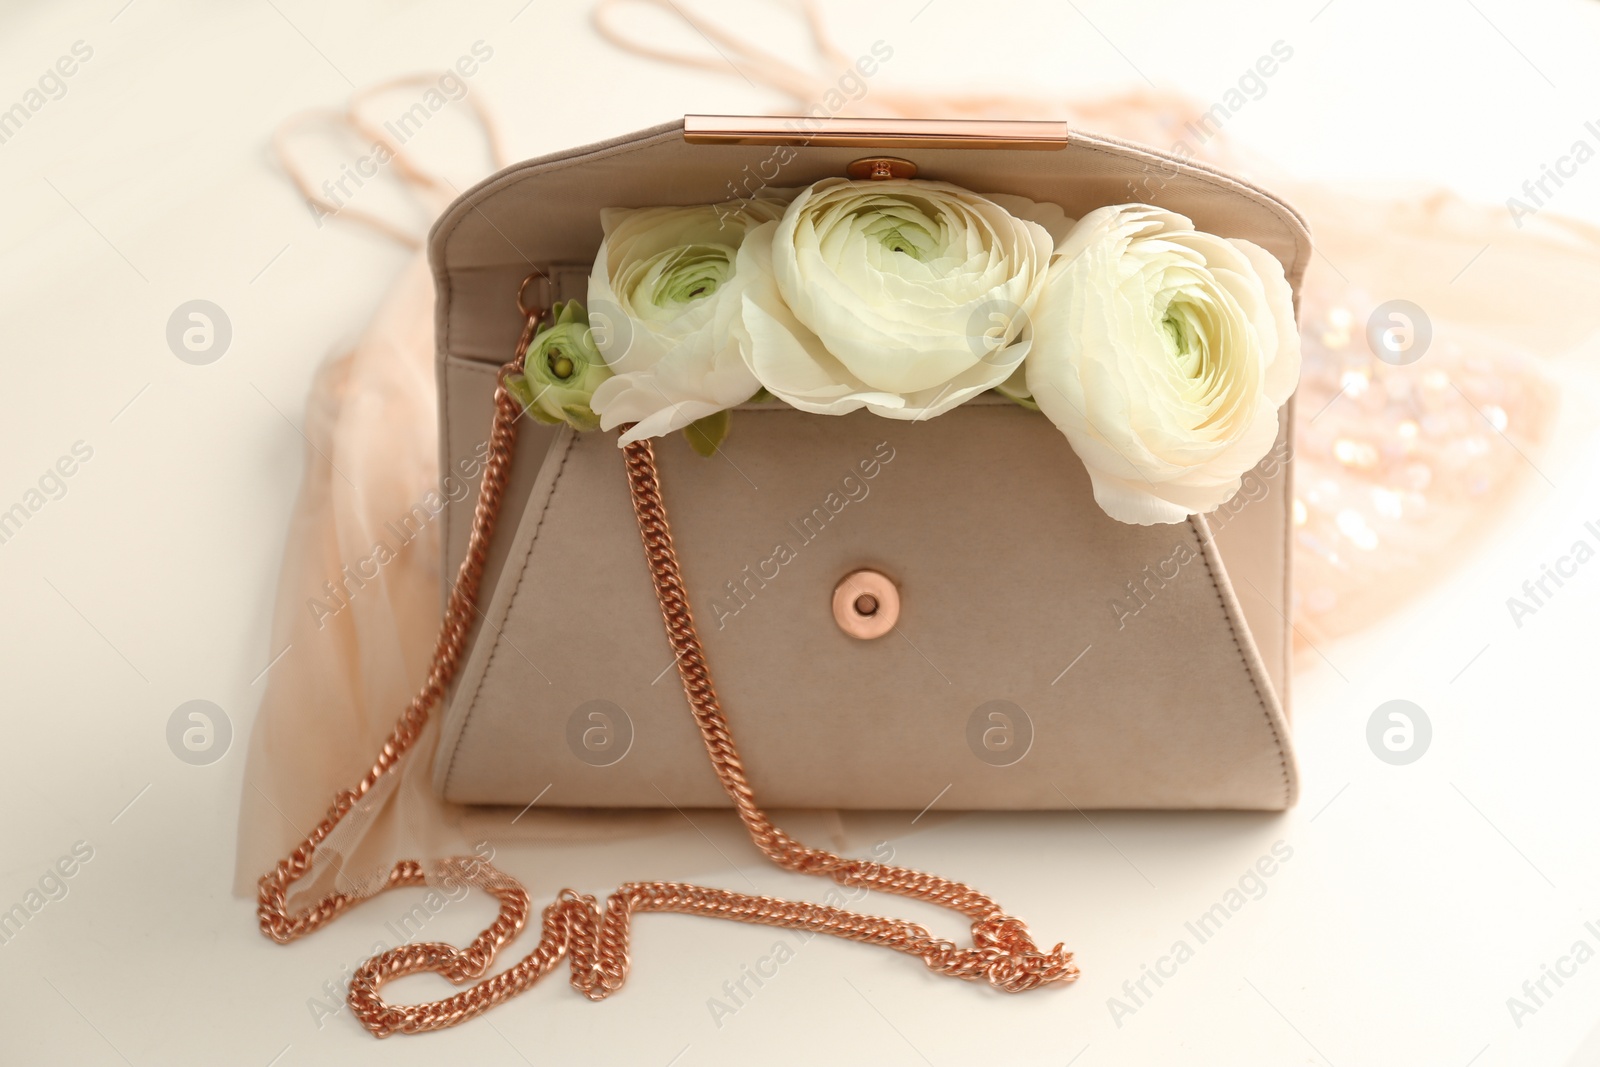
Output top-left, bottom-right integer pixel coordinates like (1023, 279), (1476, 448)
(1292, 284), (1557, 645)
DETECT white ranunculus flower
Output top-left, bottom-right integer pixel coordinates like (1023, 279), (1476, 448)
(588, 197), (790, 445)
(1026, 204), (1301, 526)
(735, 178), (1068, 420)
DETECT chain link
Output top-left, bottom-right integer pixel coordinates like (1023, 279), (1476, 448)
(256, 313), (1078, 1037)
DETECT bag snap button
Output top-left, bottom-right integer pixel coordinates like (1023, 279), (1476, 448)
(832, 569), (899, 639)
(845, 156), (917, 181)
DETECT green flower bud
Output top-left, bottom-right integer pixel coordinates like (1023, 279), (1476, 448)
(506, 300), (612, 431)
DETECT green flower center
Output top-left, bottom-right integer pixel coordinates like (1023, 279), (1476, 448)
(639, 244), (734, 309)
(1160, 301), (1208, 380)
(860, 207), (938, 261)
(546, 346), (575, 380)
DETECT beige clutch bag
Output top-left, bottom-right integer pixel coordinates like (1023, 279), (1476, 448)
(428, 116), (1306, 813)
(259, 116), (1310, 1035)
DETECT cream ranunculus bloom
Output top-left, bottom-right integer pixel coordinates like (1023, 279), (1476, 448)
(735, 178), (1068, 419)
(588, 197), (790, 445)
(1026, 204), (1301, 525)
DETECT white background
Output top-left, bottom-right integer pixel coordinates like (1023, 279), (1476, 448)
(3, 1), (1600, 1064)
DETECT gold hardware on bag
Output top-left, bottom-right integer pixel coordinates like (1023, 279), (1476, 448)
(683, 115), (1070, 150)
(833, 568), (900, 638)
(846, 156), (917, 181)
(515, 268), (551, 322)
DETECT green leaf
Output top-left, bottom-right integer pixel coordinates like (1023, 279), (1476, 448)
(505, 374), (535, 408)
(561, 404), (602, 432)
(683, 409), (731, 457)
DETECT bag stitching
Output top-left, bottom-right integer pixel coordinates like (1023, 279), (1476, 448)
(1186, 514), (1293, 807)
(433, 135), (669, 275)
(1068, 136), (1313, 286)
(1278, 399), (1295, 708)
(440, 405), (1293, 810)
(440, 357), (505, 591)
(443, 428), (581, 799)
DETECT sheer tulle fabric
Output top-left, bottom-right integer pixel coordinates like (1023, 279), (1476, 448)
(236, 5), (1600, 906)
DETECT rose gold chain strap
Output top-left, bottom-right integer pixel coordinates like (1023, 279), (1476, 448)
(257, 328), (1078, 1038)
